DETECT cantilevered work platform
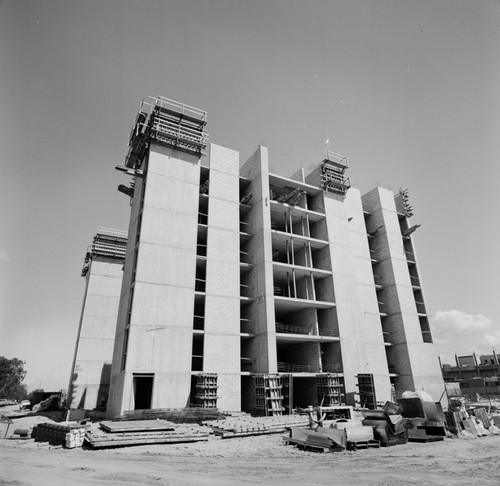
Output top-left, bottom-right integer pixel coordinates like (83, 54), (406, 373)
(319, 150), (351, 195)
(81, 227), (128, 277)
(125, 96), (208, 168)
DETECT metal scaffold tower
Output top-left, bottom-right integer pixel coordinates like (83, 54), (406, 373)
(319, 150), (351, 195)
(125, 96), (209, 169)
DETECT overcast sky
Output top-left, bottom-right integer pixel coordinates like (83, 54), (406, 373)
(1, 0), (499, 391)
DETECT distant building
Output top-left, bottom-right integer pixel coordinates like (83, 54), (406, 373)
(67, 228), (127, 409)
(456, 355), (476, 367)
(441, 351), (500, 390)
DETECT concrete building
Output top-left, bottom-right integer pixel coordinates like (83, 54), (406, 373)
(99, 96), (444, 418)
(442, 351), (500, 384)
(68, 228), (127, 410)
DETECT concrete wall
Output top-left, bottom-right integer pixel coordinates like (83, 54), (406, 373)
(240, 146), (277, 373)
(107, 144), (201, 417)
(324, 188), (391, 405)
(68, 258), (123, 409)
(362, 187), (444, 403)
(108, 156), (146, 418)
(203, 144), (241, 410)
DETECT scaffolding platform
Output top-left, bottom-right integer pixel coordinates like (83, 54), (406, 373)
(319, 150), (351, 195)
(125, 96), (208, 168)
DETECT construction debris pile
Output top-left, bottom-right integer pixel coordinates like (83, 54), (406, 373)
(5, 392), (500, 453)
(85, 420), (210, 449)
(445, 397), (500, 437)
(283, 393), (500, 454)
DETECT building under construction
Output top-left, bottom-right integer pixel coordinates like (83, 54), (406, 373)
(68, 228), (127, 410)
(70, 96), (445, 417)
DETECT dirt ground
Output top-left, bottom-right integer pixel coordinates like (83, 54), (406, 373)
(2, 431), (500, 486)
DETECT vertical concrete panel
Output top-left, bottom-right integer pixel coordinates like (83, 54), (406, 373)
(325, 188), (391, 405)
(108, 144), (201, 417)
(204, 144), (241, 410)
(362, 187), (444, 401)
(245, 147), (277, 373)
(69, 259), (123, 410)
(108, 164), (146, 418)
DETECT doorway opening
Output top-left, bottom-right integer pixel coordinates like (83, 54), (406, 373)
(133, 374), (154, 410)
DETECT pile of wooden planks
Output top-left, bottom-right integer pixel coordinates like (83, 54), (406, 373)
(84, 419), (210, 449)
(99, 419), (176, 433)
(207, 414), (309, 438)
(118, 407), (226, 423)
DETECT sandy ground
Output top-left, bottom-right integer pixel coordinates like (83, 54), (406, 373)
(2, 431), (500, 486)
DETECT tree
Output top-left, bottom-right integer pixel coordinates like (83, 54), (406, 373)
(0, 357), (28, 401)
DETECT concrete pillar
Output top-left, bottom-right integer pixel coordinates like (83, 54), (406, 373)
(203, 144), (241, 411)
(107, 144), (201, 417)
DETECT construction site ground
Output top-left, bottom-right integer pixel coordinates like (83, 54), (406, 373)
(2, 430), (500, 485)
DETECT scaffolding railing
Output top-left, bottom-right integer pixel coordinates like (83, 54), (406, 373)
(278, 362), (319, 373)
(151, 95), (207, 123)
(125, 95), (208, 168)
(324, 150), (349, 167)
(275, 322), (313, 335)
(322, 364), (343, 373)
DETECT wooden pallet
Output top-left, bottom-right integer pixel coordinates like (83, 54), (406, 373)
(346, 440), (380, 451)
(297, 443), (331, 453)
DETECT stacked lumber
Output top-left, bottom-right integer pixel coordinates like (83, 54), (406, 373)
(207, 414), (309, 439)
(99, 419), (176, 433)
(31, 423), (90, 448)
(84, 420), (210, 449)
(210, 420), (271, 438)
(118, 407), (226, 423)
